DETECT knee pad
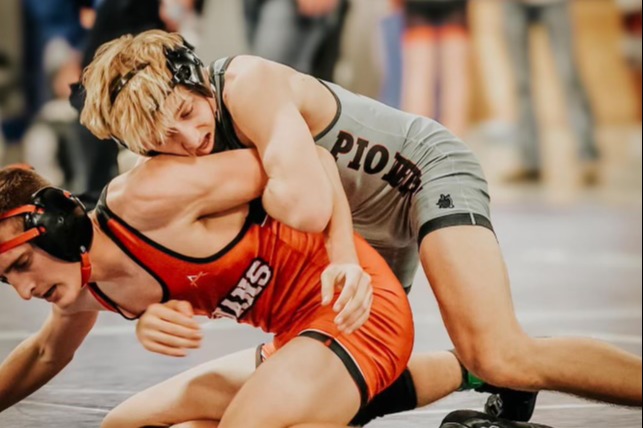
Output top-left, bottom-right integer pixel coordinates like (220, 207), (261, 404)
(349, 369), (417, 426)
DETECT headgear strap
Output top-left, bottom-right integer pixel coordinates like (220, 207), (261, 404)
(0, 188), (93, 286)
(0, 206), (44, 254)
(109, 63), (150, 106)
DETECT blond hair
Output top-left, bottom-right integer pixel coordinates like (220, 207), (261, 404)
(80, 30), (188, 155)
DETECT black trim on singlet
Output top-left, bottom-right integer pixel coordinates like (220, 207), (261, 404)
(96, 186), (264, 264)
(314, 80), (342, 142)
(210, 57), (246, 153)
(93, 186), (268, 320)
(208, 57), (342, 151)
(87, 282), (140, 321)
(417, 213), (495, 246)
(94, 188), (170, 319)
(300, 330), (369, 408)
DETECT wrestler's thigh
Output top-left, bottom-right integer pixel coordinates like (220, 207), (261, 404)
(218, 337), (360, 428)
(103, 347), (256, 427)
(419, 226), (523, 356)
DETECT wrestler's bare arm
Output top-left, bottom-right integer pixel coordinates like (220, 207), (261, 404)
(112, 149), (267, 230)
(317, 147), (357, 265)
(0, 308), (98, 412)
(225, 57), (334, 233)
(317, 147), (373, 334)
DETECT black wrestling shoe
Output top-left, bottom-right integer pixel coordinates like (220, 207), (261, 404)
(440, 410), (552, 428)
(478, 385), (539, 422)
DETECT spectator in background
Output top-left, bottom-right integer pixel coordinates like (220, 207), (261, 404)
(397, 0), (471, 138)
(159, 0), (205, 50)
(378, 0), (405, 109)
(504, 0), (599, 183)
(21, 0), (87, 127)
(0, 0), (86, 147)
(0, 51), (9, 163)
(0, 0), (24, 154)
(617, 0), (642, 114)
(22, 38), (84, 191)
(243, 0), (349, 81)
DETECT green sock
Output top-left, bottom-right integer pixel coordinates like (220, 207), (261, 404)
(459, 370), (485, 391)
(449, 349), (485, 391)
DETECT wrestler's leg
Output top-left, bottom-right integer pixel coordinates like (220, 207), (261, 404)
(101, 348), (255, 428)
(420, 225), (642, 406)
(218, 337), (360, 428)
(401, 18), (438, 117)
(438, 25), (471, 138)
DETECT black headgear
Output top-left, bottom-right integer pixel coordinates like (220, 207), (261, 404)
(0, 187), (93, 284)
(164, 40), (212, 98)
(70, 37), (212, 114)
(107, 38), (212, 109)
(94, 38), (212, 151)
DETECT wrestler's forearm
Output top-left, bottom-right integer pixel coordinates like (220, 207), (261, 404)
(0, 335), (71, 412)
(317, 147), (358, 264)
(261, 162), (333, 233)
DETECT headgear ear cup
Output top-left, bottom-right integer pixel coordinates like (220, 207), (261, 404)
(0, 187), (94, 285)
(165, 43), (212, 97)
(28, 187), (94, 263)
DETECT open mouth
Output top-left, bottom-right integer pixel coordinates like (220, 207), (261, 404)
(43, 285), (57, 302)
(197, 133), (212, 155)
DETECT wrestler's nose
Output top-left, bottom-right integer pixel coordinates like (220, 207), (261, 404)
(12, 275), (36, 300)
(176, 124), (201, 156)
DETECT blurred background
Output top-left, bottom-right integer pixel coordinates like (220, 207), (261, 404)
(0, 2), (641, 426)
(0, 0), (640, 198)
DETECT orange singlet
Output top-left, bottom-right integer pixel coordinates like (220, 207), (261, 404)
(93, 191), (414, 406)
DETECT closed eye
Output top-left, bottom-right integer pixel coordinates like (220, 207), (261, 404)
(15, 259), (30, 272)
(165, 128), (178, 139)
(180, 106), (193, 119)
(11, 254), (31, 274)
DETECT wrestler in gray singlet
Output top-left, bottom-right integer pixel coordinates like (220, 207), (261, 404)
(211, 58), (492, 290)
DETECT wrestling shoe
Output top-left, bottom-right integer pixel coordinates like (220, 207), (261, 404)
(454, 355), (538, 422)
(441, 409), (552, 428)
(477, 385), (539, 422)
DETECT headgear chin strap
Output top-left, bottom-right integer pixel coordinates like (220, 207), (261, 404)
(0, 187), (94, 286)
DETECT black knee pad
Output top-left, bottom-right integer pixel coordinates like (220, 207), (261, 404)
(349, 369), (417, 426)
(441, 410), (553, 428)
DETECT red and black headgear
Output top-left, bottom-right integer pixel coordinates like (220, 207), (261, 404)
(0, 187), (93, 285)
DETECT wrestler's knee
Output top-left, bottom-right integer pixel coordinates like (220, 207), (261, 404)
(101, 404), (136, 428)
(455, 332), (537, 389)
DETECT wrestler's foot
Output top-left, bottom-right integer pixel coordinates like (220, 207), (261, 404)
(477, 385), (539, 422)
(440, 409), (551, 428)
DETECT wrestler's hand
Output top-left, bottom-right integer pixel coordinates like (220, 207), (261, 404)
(297, 0), (340, 17)
(321, 264), (373, 334)
(136, 300), (203, 357)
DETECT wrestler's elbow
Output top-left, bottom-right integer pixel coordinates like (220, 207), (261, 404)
(262, 182), (332, 233)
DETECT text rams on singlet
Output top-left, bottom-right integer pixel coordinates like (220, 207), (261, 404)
(95, 196), (330, 333)
(210, 57), (461, 247)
